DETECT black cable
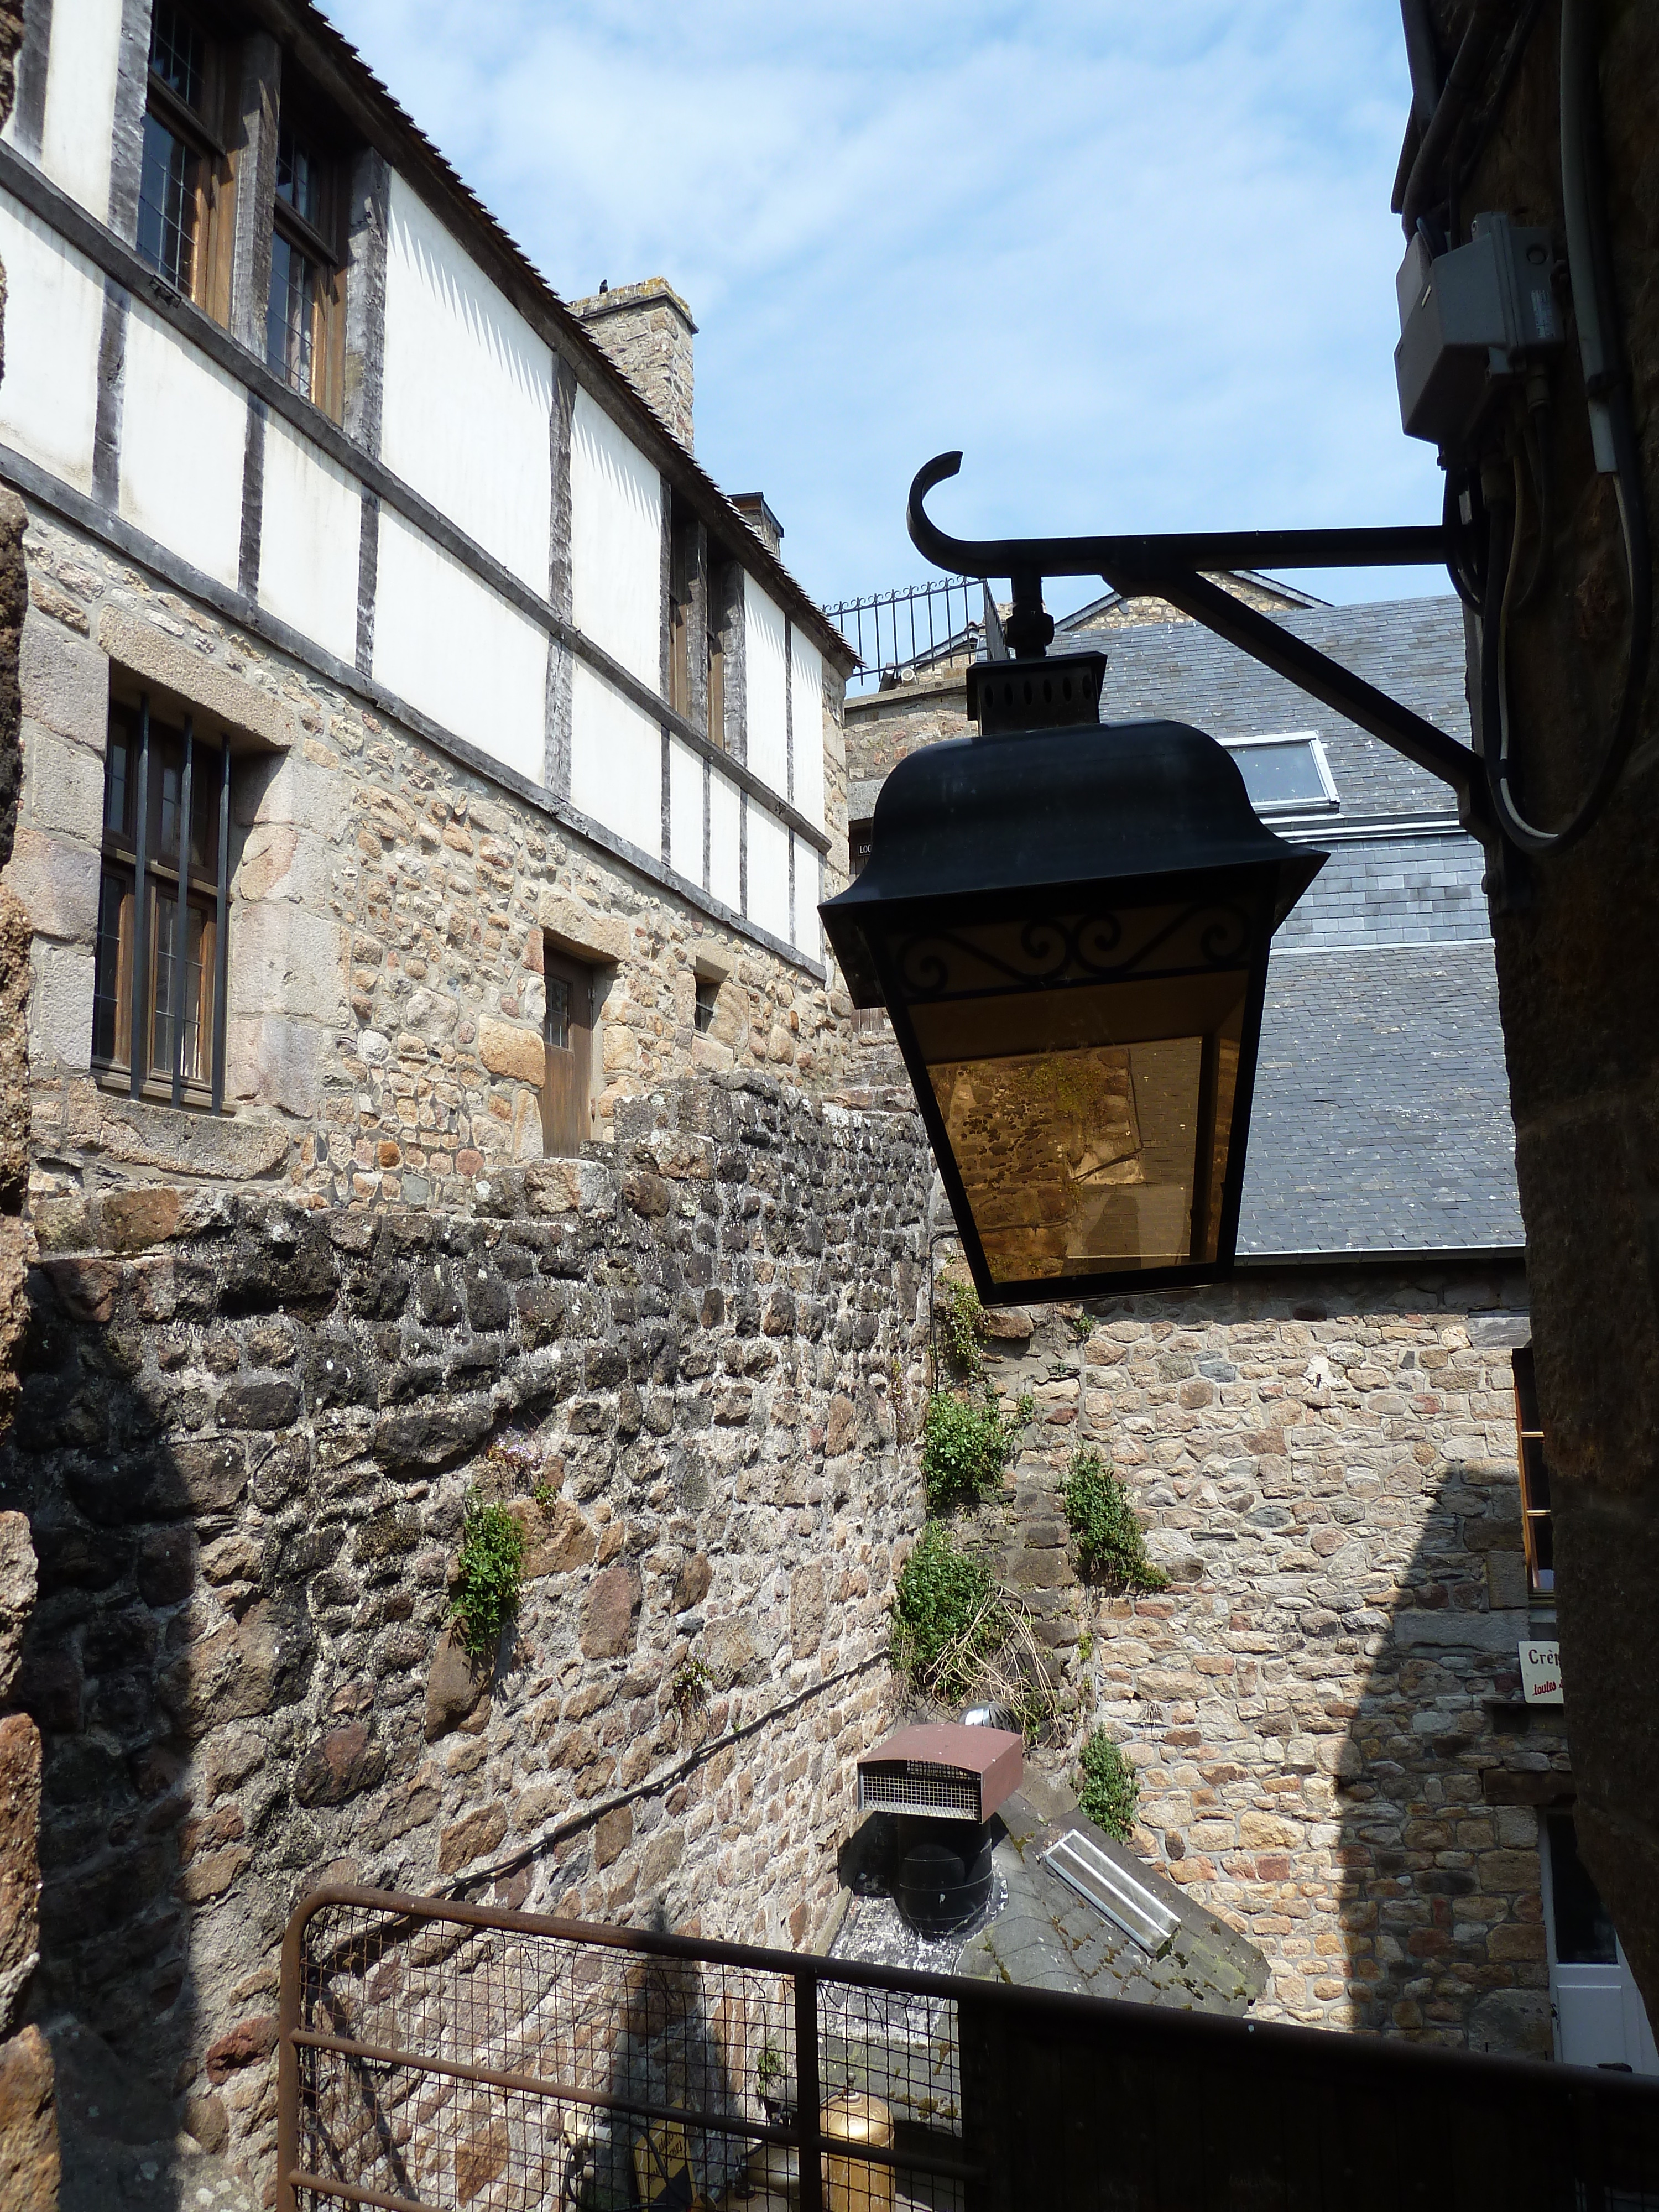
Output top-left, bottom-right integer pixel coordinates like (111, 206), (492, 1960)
(1444, 465), (1486, 612)
(1479, 0), (1652, 854)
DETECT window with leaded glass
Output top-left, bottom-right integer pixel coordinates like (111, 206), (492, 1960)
(267, 117), (340, 409)
(137, 0), (229, 317)
(95, 700), (232, 1109)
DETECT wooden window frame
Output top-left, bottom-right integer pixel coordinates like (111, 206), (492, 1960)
(1512, 1345), (1554, 1600)
(138, 0), (236, 324)
(267, 104), (347, 420)
(669, 513), (694, 723)
(540, 944), (598, 1159)
(93, 694), (232, 1112)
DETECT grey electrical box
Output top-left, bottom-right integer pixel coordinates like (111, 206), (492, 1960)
(1395, 212), (1563, 451)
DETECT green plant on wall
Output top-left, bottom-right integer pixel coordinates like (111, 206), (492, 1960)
(1078, 1728), (1139, 1843)
(938, 1276), (987, 1380)
(1061, 1448), (1169, 1590)
(669, 1656), (712, 1716)
(451, 1494), (527, 1663)
(891, 1523), (1005, 1701)
(920, 1389), (1032, 1513)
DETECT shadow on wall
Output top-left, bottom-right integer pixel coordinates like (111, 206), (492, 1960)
(1333, 1458), (1570, 2054)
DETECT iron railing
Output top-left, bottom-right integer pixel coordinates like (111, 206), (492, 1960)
(823, 579), (985, 693)
(279, 1883), (1659, 2212)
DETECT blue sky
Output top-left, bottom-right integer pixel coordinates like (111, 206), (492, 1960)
(320, 1), (1446, 619)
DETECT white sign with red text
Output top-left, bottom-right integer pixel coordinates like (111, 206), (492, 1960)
(1519, 1639), (1564, 1704)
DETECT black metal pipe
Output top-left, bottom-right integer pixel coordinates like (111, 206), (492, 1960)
(128, 696), (150, 1098)
(211, 738), (229, 1112)
(907, 451), (1446, 582)
(171, 717), (192, 1107)
(1400, 0), (1509, 235)
(1400, 0), (1442, 131)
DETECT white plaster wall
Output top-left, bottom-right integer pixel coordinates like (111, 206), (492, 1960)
(668, 737), (702, 885)
(709, 773), (741, 913)
(119, 308), (245, 587)
(744, 575), (789, 800)
(747, 806), (790, 943)
(374, 508), (549, 786)
(790, 629), (825, 830)
(0, 196), (102, 494)
(33, 0), (122, 221)
(571, 664), (661, 859)
(792, 837), (821, 961)
(258, 418), (362, 667)
(380, 171), (553, 594)
(570, 388), (662, 690)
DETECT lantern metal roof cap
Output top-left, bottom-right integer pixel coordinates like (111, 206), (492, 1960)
(823, 667), (1326, 968)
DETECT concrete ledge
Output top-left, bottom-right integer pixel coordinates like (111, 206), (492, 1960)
(99, 607), (299, 751)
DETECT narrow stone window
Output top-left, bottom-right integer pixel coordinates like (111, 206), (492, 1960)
(1512, 1346), (1554, 1597)
(541, 945), (597, 1157)
(138, 0), (233, 319)
(693, 972), (719, 1035)
(94, 696), (233, 1110)
(267, 111), (345, 414)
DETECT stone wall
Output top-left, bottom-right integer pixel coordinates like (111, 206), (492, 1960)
(570, 280), (697, 457)
(931, 1261), (1561, 2054)
(11, 507), (850, 1211)
(1427, 0), (1659, 2016)
(5, 1075), (931, 2187)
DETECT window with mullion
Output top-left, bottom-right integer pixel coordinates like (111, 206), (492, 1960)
(95, 705), (226, 1100)
(138, 110), (200, 294)
(267, 118), (336, 406)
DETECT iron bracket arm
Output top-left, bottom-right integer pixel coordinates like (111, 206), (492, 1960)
(906, 451), (1493, 846)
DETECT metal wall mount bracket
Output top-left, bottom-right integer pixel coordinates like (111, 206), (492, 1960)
(906, 451), (1495, 849)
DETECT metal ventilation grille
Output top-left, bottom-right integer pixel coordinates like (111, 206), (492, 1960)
(1042, 1830), (1181, 1958)
(858, 1761), (980, 1818)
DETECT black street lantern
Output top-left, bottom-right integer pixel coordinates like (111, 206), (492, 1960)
(821, 649), (1327, 1305)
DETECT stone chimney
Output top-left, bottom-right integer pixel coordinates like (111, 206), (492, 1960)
(730, 492), (784, 560)
(569, 277), (696, 453)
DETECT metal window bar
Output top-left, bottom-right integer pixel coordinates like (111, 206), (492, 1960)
(128, 696), (150, 1100)
(171, 716), (192, 1107)
(278, 1883), (1659, 2212)
(823, 577), (984, 695)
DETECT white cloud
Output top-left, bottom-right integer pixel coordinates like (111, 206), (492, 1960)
(321, 1), (1445, 613)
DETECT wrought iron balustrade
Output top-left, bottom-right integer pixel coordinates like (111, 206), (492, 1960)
(823, 579), (985, 695)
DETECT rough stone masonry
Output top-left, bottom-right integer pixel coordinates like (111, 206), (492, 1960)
(6, 1074), (933, 2183)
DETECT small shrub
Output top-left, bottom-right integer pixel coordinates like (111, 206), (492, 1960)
(1061, 1448), (1169, 1589)
(891, 1524), (1004, 1700)
(921, 1389), (1032, 1512)
(1078, 1728), (1139, 1842)
(451, 1495), (526, 1662)
(938, 1277), (986, 1379)
(669, 1656), (712, 1715)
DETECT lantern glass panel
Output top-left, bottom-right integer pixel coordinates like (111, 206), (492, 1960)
(908, 969), (1246, 1285)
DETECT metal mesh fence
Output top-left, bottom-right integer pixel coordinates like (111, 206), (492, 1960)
(280, 1884), (1659, 2212)
(281, 1889), (969, 2212)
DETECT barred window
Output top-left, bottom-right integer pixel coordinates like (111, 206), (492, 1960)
(94, 698), (232, 1110)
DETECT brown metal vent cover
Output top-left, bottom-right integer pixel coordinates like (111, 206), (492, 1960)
(856, 1724), (1024, 1825)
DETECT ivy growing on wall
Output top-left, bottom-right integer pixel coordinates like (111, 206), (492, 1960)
(1078, 1728), (1140, 1843)
(1061, 1448), (1170, 1589)
(920, 1389), (1032, 1513)
(451, 1495), (527, 1662)
(890, 1523), (1006, 1702)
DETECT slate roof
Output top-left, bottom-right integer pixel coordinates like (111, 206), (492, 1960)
(1240, 943), (1524, 1255)
(1066, 596), (1520, 1255)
